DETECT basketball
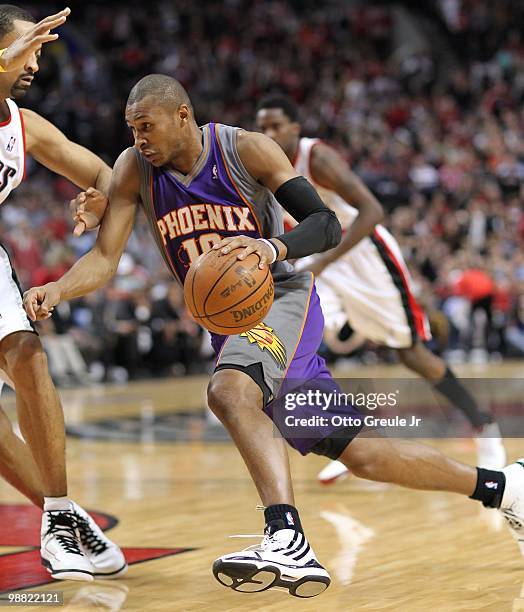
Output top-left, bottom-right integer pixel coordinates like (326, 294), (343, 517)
(184, 248), (274, 335)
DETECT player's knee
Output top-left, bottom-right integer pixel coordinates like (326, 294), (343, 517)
(207, 383), (245, 423)
(207, 380), (233, 421)
(5, 334), (48, 382)
(207, 370), (261, 423)
(340, 438), (384, 479)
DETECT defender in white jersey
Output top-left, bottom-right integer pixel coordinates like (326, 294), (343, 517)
(295, 135), (433, 349)
(256, 95), (505, 483)
(0, 6), (126, 580)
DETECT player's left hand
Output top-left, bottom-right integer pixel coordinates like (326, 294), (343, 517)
(70, 187), (108, 236)
(212, 236), (275, 269)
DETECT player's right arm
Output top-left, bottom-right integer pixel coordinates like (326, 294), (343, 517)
(213, 130), (342, 266)
(23, 149), (139, 321)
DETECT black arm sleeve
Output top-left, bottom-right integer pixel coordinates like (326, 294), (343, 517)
(273, 176), (341, 260)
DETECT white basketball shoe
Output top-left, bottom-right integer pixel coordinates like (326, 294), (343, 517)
(475, 422), (506, 470)
(41, 509), (93, 581)
(213, 528), (330, 598)
(500, 459), (524, 556)
(71, 502), (128, 579)
(318, 460), (349, 485)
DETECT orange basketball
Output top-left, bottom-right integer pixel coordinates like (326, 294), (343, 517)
(184, 248), (274, 335)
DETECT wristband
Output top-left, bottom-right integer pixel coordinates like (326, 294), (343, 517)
(0, 49), (7, 73)
(258, 238), (278, 264)
(268, 238), (280, 260)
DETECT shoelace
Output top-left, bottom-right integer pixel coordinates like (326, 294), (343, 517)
(73, 514), (108, 555)
(46, 512), (84, 556)
(229, 532), (282, 552)
(229, 530), (315, 566)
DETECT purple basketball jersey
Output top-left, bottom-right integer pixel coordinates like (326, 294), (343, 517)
(134, 122), (291, 284)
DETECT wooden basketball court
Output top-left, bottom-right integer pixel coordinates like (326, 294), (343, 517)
(0, 362), (523, 611)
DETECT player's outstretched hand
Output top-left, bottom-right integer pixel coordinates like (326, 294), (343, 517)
(23, 282), (61, 322)
(70, 187), (108, 236)
(0, 8), (70, 73)
(212, 235), (274, 269)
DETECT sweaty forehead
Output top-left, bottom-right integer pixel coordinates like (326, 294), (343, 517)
(125, 100), (168, 122)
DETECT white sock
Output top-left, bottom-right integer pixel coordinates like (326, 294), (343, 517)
(44, 496), (72, 512)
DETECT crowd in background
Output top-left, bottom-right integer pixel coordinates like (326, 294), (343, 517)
(2, 0), (524, 383)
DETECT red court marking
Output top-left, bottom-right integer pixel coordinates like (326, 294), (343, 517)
(0, 505), (193, 592)
(0, 505), (114, 547)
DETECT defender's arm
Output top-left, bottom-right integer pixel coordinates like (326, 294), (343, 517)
(22, 108), (112, 194)
(23, 148), (139, 320)
(310, 142), (383, 258)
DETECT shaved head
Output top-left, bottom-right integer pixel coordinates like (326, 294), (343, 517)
(127, 74), (192, 111)
(125, 74), (201, 168)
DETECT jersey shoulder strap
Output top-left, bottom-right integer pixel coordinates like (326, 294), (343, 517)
(294, 137), (320, 181)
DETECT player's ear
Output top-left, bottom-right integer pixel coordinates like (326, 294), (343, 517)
(178, 104), (190, 122)
(291, 121), (300, 137)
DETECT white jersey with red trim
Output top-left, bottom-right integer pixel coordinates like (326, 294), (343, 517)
(0, 98), (25, 205)
(294, 137), (357, 228)
(292, 136), (431, 348)
(0, 97), (34, 387)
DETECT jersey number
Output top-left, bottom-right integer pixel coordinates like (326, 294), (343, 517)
(0, 161), (16, 192)
(180, 233), (222, 266)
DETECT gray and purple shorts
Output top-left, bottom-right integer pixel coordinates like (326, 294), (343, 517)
(213, 270), (363, 458)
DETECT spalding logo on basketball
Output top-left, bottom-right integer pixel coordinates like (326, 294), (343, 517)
(184, 248), (274, 335)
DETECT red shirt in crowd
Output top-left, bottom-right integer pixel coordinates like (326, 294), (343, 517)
(453, 269), (495, 302)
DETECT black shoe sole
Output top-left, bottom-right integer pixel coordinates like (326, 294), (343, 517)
(212, 559), (330, 598)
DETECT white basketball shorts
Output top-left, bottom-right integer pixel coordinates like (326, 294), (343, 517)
(296, 227), (431, 349)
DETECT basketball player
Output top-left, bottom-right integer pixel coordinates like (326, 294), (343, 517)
(255, 94), (506, 485)
(0, 5), (126, 580)
(24, 75), (524, 599)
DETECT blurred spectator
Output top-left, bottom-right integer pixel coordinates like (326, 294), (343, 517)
(506, 295), (524, 356)
(452, 263), (495, 351)
(150, 284), (204, 376)
(38, 314), (89, 387)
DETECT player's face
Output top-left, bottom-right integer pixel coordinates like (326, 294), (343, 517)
(255, 108), (300, 159)
(0, 20), (41, 99)
(126, 101), (181, 167)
